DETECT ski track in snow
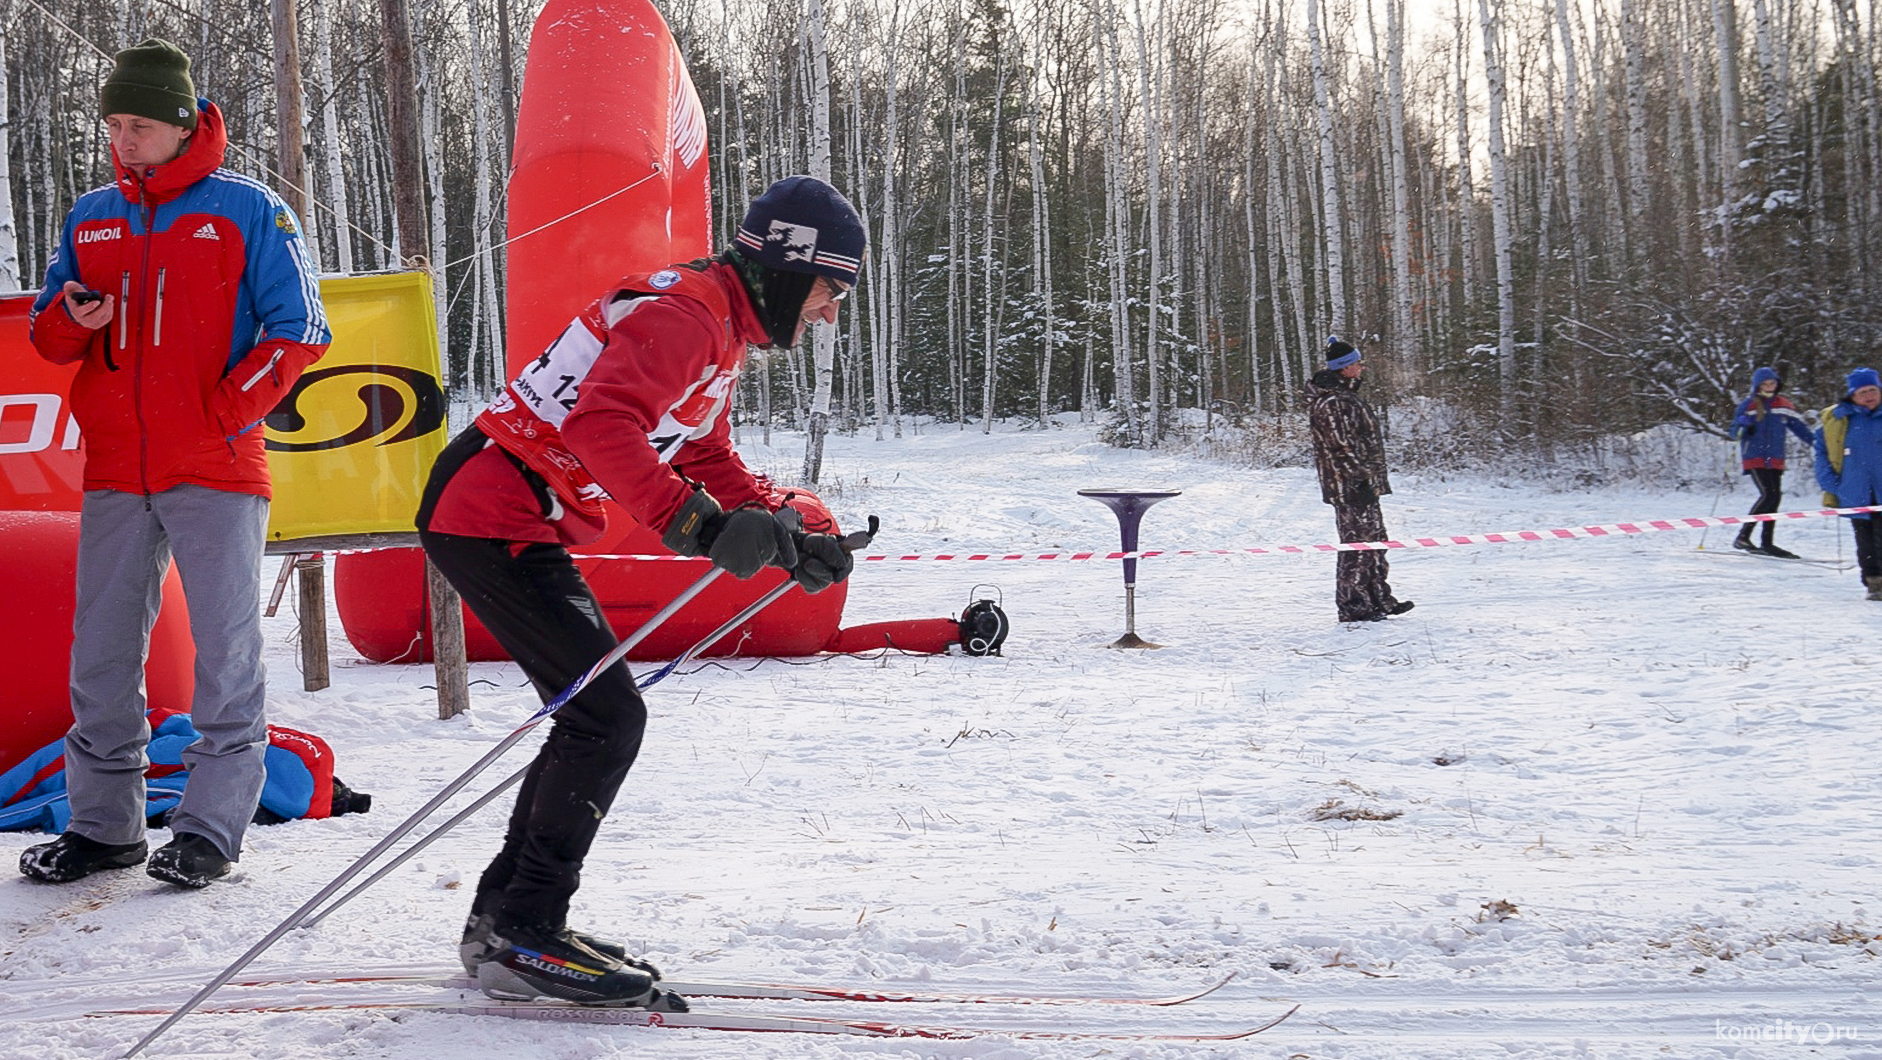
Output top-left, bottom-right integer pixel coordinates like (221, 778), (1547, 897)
(3, 420), (1878, 1060)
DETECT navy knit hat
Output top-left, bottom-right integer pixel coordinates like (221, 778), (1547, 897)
(1326, 336), (1361, 370)
(734, 177), (866, 286)
(100, 39), (198, 130)
(1848, 367), (1881, 396)
(1751, 366), (1780, 392)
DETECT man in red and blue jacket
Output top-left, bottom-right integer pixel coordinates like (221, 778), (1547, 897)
(19, 40), (329, 891)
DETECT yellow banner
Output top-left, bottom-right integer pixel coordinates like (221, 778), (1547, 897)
(266, 272), (446, 542)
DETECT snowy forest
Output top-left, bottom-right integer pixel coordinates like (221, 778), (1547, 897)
(6, 0), (1881, 459)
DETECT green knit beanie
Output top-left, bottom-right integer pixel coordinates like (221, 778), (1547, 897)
(99, 39), (198, 130)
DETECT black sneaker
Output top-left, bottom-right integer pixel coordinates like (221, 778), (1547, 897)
(146, 833), (233, 888)
(1761, 544), (1799, 560)
(459, 912), (658, 979)
(19, 831), (147, 883)
(476, 922), (685, 1009)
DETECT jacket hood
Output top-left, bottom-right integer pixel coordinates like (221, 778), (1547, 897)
(710, 258), (771, 349)
(1308, 367), (1356, 394)
(113, 98), (226, 206)
(1751, 366), (1781, 393)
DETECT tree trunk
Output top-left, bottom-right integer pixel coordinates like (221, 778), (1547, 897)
(1555, 0), (1586, 291)
(380, 0), (427, 260)
(313, 0), (354, 275)
(802, 0), (835, 484)
(1308, 0), (1347, 337)
(0, 8), (20, 291)
(1478, 0), (1517, 420)
(1381, 0), (1415, 384)
(1028, 32), (1055, 425)
(980, 44), (1008, 435)
(271, 0), (308, 220)
(1712, 0), (1743, 262)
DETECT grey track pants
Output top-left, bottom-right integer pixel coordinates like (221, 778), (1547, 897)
(64, 485), (270, 860)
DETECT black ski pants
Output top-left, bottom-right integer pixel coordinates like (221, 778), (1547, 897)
(1738, 467), (1784, 547)
(415, 429), (648, 933)
(417, 530), (648, 932)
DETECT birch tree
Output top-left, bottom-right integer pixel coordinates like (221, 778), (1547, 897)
(1478, 0), (1517, 417)
(1307, 0), (1347, 337)
(802, 0), (836, 482)
(0, 4), (19, 291)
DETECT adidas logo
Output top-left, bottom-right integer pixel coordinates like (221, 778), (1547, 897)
(192, 223), (219, 240)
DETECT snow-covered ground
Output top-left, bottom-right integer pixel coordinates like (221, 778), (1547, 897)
(5, 419), (1878, 1060)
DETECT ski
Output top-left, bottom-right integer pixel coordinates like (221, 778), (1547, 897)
(212, 966), (1238, 1007)
(1694, 547), (1849, 568)
(87, 990), (1299, 1042)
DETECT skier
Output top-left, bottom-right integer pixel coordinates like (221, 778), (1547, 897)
(414, 176), (864, 1008)
(19, 39), (329, 889)
(1306, 336), (1413, 623)
(1730, 366), (1815, 558)
(1814, 367), (1882, 599)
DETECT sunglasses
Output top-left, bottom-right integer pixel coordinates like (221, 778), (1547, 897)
(824, 277), (852, 302)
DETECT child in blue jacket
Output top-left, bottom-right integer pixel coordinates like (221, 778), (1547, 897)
(1731, 366), (1814, 557)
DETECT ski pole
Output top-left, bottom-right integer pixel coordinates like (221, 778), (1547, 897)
(295, 581), (803, 930)
(297, 518), (879, 930)
(122, 565), (725, 1058)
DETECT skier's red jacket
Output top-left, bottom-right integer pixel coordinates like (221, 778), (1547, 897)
(428, 260), (780, 545)
(29, 101), (330, 499)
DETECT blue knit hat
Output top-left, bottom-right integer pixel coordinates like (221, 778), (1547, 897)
(1325, 336), (1361, 371)
(1848, 367), (1881, 396)
(1751, 366), (1780, 392)
(734, 176), (866, 286)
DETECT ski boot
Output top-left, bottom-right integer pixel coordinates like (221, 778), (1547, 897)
(475, 921), (686, 1009)
(459, 911), (661, 979)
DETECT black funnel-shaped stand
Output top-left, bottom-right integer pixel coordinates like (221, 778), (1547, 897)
(1078, 488), (1181, 648)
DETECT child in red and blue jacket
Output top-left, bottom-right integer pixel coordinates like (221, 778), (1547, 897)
(1731, 366), (1814, 557)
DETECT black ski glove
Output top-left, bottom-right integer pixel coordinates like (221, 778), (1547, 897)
(661, 490), (799, 578)
(789, 532), (853, 594)
(707, 509), (799, 578)
(1346, 481), (1378, 507)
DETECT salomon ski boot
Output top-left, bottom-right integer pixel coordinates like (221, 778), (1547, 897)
(19, 831), (148, 883)
(475, 922), (685, 1009)
(459, 911), (659, 979)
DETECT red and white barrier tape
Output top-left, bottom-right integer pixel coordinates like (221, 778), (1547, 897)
(556, 505), (1882, 563)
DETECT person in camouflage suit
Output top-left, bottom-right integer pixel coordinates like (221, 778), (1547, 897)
(1307, 336), (1413, 623)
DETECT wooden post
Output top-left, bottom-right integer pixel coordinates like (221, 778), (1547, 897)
(427, 558), (469, 719)
(295, 553), (331, 691)
(271, 0), (307, 217)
